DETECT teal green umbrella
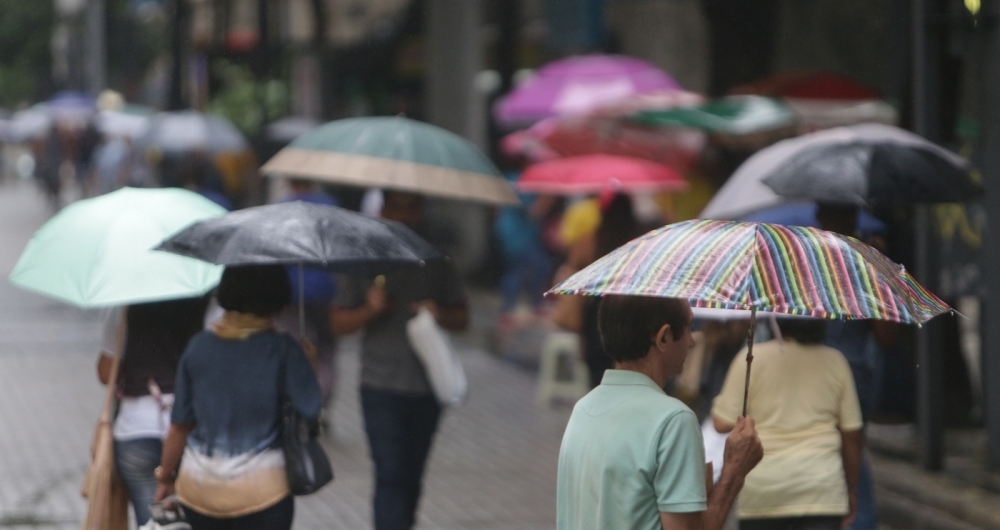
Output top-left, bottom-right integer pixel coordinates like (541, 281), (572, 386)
(9, 188), (225, 308)
(261, 116), (518, 205)
(630, 95), (796, 135)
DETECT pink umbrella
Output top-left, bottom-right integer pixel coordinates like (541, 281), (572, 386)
(517, 154), (688, 195)
(494, 55), (681, 128)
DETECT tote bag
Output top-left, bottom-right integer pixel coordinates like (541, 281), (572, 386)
(407, 308), (468, 406)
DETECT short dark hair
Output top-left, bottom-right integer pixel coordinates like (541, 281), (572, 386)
(776, 318), (826, 344)
(598, 296), (691, 363)
(217, 265), (291, 316)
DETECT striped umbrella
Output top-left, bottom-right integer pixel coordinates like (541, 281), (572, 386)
(549, 220), (951, 413)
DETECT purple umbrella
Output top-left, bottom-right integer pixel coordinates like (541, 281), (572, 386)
(493, 55), (681, 129)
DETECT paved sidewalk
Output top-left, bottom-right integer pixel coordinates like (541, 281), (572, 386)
(0, 180), (572, 529)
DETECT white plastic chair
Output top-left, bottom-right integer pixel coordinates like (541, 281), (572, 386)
(536, 331), (590, 406)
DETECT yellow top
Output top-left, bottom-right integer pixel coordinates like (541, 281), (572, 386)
(559, 198), (602, 247)
(712, 339), (863, 519)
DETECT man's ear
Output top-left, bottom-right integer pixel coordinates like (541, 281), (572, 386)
(653, 323), (673, 351)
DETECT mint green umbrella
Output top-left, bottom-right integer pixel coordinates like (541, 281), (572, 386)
(9, 188), (225, 308)
(261, 116), (518, 205)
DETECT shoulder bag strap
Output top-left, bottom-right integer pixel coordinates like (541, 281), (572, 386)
(100, 307), (128, 424)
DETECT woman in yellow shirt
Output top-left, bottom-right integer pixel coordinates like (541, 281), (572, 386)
(712, 319), (864, 530)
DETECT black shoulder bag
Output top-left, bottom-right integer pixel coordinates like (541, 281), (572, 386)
(279, 341), (334, 495)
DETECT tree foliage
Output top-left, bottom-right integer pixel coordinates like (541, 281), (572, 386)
(0, 0), (56, 107)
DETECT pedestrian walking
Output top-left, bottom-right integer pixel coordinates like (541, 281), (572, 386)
(556, 295), (763, 530)
(712, 319), (864, 530)
(494, 183), (553, 318)
(96, 297), (210, 526)
(332, 191), (469, 530)
(153, 265), (321, 530)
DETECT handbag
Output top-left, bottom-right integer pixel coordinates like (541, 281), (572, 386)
(407, 307), (468, 406)
(279, 341), (334, 495)
(81, 307), (130, 530)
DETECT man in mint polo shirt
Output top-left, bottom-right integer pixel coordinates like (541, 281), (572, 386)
(557, 296), (764, 530)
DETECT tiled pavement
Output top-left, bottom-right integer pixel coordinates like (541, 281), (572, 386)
(0, 180), (573, 529)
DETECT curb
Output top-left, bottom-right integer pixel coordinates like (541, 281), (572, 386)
(871, 455), (1000, 530)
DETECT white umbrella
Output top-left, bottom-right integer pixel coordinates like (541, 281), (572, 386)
(265, 115), (319, 143)
(138, 111), (248, 153)
(97, 110), (151, 139)
(5, 107), (53, 143)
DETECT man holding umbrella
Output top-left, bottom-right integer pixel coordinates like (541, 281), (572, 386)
(557, 295), (764, 530)
(332, 191), (469, 530)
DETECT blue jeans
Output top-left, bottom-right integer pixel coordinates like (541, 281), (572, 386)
(114, 438), (162, 525)
(184, 496), (294, 530)
(850, 453), (878, 530)
(361, 388), (442, 530)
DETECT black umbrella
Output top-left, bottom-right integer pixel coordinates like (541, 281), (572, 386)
(158, 201), (441, 274)
(157, 201), (443, 334)
(757, 124), (982, 207)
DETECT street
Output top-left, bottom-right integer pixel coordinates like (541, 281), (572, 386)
(0, 178), (572, 529)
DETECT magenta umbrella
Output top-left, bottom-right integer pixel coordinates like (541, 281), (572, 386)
(494, 55), (681, 129)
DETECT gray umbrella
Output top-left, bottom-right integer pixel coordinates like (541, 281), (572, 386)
(157, 201), (442, 277)
(760, 124), (981, 207)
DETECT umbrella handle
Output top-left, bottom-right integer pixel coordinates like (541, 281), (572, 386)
(742, 307), (757, 417)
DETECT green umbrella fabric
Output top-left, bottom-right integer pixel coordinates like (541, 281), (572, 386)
(9, 187), (225, 308)
(261, 116), (518, 205)
(630, 95), (796, 135)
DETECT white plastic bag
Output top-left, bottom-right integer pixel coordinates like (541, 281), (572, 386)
(406, 308), (468, 406)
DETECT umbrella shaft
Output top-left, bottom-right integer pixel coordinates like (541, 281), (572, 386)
(298, 263), (305, 338)
(742, 307), (757, 417)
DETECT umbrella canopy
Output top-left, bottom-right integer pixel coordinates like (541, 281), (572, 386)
(731, 71), (881, 101)
(631, 96), (797, 136)
(261, 116), (518, 205)
(503, 114), (705, 171)
(5, 107), (53, 142)
(741, 203), (886, 234)
(137, 111), (248, 153)
(549, 219), (949, 325)
(494, 55), (681, 128)
(9, 188), (225, 308)
(157, 201), (443, 277)
(265, 115), (320, 143)
(45, 91), (97, 125)
(96, 110), (151, 139)
(699, 123), (980, 220)
(517, 155), (688, 195)
(761, 125), (979, 206)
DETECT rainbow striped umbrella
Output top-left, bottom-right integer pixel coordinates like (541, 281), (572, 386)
(550, 220), (951, 413)
(550, 219), (947, 323)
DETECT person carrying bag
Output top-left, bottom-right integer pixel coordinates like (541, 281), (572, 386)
(153, 266), (324, 530)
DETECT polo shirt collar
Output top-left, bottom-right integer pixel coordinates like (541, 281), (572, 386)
(600, 369), (665, 393)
